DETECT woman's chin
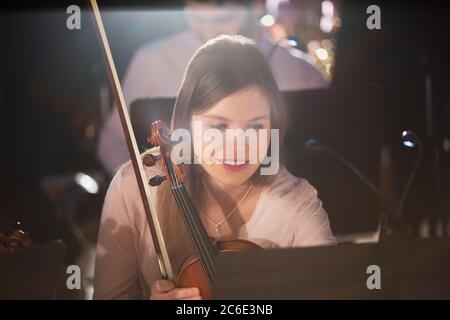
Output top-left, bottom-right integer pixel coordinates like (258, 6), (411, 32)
(208, 164), (259, 186)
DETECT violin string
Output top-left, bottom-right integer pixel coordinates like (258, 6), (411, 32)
(181, 189), (216, 279)
(162, 150), (213, 278)
(167, 154), (215, 274)
(164, 148), (216, 282)
(173, 185), (215, 283)
(180, 186), (216, 271)
(178, 188), (215, 285)
(168, 153), (214, 259)
(172, 186), (214, 284)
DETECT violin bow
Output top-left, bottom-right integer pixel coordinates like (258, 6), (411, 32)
(88, 0), (174, 280)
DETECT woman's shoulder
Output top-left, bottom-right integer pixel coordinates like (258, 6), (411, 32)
(255, 167), (336, 247)
(102, 150), (164, 233)
(263, 166), (319, 204)
(248, 167), (333, 247)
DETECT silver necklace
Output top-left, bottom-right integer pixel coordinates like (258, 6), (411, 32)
(201, 183), (254, 236)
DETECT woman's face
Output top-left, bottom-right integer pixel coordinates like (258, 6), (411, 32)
(191, 85), (271, 186)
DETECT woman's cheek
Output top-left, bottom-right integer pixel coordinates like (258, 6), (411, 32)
(192, 128), (213, 164)
(256, 128), (271, 164)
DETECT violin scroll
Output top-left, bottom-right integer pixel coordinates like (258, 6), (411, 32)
(148, 120), (172, 148)
(147, 121), (186, 185)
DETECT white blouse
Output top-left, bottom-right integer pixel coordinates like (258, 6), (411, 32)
(94, 161), (336, 299)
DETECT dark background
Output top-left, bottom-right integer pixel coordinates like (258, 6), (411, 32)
(0, 0), (449, 245)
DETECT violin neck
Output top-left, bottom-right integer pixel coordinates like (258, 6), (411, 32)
(171, 184), (216, 286)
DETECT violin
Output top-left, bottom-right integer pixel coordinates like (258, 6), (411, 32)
(147, 121), (261, 300)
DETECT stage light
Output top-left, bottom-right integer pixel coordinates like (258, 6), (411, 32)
(287, 39), (298, 47)
(316, 48), (329, 60)
(260, 14), (275, 27)
(401, 130), (418, 148)
(75, 172), (99, 194)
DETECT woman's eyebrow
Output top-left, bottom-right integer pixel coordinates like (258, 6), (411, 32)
(200, 115), (230, 121)
(247, 115), (270, 122)
(200, 114), (270, 122)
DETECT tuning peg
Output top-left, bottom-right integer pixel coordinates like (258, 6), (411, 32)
(148, 175), (167, 187)
(143, 154), (161, 167)
(147, 135), (154, 146)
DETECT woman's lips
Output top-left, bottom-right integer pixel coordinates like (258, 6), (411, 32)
(222, 163), (249, 171)
(220, 160), (249, 172)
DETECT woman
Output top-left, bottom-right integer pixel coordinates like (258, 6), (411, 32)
(94, 35), (336, 300)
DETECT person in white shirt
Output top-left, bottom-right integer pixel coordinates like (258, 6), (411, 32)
(97, 0), (328, 175)
(94, 34), (335, 300)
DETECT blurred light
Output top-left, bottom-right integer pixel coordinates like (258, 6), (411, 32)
(443, 138), (450, 152)
(307, 40), (320, 52)
(75, 173), (99, 194)
(260, 14), (275, 27)
(320, 17), (334, 33)
(322, 39), (333, 50)
(322, 1), (334, 17)
(84, 125), (96, 139)
(403, 141), (415, 148)
(321, 1), (335, 33)
(401, 130), (417, 148)
(315, 48), (329, 60)
(287, 39), (298, 47)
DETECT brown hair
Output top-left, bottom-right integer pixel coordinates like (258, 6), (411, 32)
(156, 35), (287, 271)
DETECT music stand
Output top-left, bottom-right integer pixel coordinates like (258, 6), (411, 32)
(213, 234), (450, 299)
(213, 242), (390, 300)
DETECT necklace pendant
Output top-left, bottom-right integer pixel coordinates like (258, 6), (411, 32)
(214, 225), (220, 235)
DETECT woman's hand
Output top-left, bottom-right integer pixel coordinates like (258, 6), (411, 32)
(150, 280), (202, 300)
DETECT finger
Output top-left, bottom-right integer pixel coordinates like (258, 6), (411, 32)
(170, 287), (200, 300)
(154, 280), (175, 293)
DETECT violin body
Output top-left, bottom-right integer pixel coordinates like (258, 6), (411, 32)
(177, 239), (261, 299)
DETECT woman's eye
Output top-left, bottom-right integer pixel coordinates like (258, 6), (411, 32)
(247, 123), (265, 130)
(210, 123), (228, 130)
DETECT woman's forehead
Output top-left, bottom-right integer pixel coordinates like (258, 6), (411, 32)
(192, 85), (271, 121)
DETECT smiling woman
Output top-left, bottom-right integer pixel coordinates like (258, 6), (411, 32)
(94, 35), (336, 300)
(170, 85), (280, 173)
(190, 85), (280, 177)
